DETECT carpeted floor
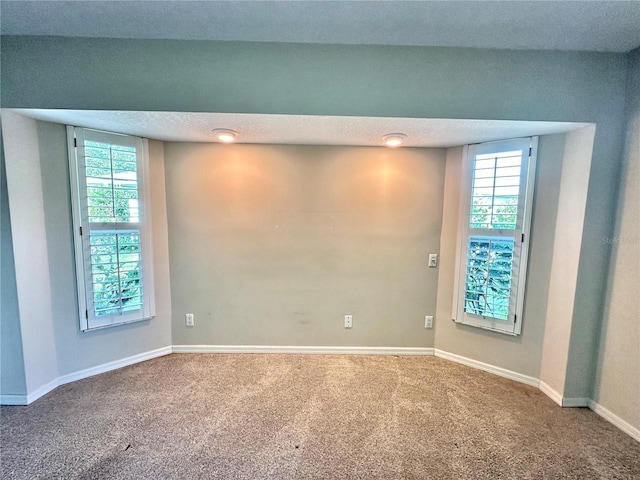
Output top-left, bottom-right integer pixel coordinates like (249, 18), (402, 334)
(1, 354), (639, 479)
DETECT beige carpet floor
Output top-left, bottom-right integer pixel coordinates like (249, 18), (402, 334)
(1, 354), (639, 479)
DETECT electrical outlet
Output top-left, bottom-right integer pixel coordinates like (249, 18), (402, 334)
(344, 314), (353, 328)
(186, 313), (195, 327)
(425, 316), (433, 328)
(428, 254), (438, 268)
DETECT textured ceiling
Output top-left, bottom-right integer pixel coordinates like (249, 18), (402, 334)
(13, 110), (588, 148)
(2, 1), (640, 52)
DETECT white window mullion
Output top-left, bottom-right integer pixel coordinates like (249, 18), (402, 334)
(513, 137), (538, 335)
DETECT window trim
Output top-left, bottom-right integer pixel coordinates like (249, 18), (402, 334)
(452, 137), (538, 336)
(67, 126), (155, 332)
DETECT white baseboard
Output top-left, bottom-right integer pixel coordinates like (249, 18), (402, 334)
(539, 381), (563, 406)
(172, 345), (435, 356)
(0, 346), (172, 406)
(589, 400), (640, 443)
(434, 349), (540, 387)
(58, 346), (172, 386)
(26, 378), (60, 405)
(3, 344), (637, 444)
(174, 346), (541, 393)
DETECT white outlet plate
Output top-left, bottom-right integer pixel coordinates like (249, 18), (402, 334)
(344, 314), (353, 328)
(425, 316), (433, 328)
(186, 313), (195, 327)
(428, 254), (438, 268)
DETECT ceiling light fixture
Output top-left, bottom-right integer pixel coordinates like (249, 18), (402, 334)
(212, 128), (237, 143)
(382, 133), (407, 147)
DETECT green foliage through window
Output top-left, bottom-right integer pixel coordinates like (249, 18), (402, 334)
(85, 141), (139, 223)
(469, 151), (521, 230)
(464, 149), (523, 321)
(84, 140), (143, 317)
(89, 232), (142, 316)
(464, 237), (513, 321)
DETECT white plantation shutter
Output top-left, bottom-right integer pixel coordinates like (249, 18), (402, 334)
(453, 138), (537, 335)
(68, 127), (155, 331)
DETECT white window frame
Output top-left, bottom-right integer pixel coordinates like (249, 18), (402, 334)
(67, 126), (155, 331)
(452, 137), (537, 336)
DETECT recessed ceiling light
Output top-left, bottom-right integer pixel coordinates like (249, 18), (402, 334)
(211, 128), (237, 143)
(382, 133), (407, 147)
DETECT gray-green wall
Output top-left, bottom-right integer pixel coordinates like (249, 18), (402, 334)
(0, 37), (626, 123)
(0, 36), (635, 429)
(2, 111), (59, 395)
(0, 120), (27, 395)
(540, 126), (597, 398)
(593, 47), (640, 432)
(165, 143), (444, 347)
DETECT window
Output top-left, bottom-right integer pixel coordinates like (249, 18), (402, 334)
(452, 137), (537, 335)
(67, 127), (155, 331)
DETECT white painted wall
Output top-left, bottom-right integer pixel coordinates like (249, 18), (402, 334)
(0, 119), (27, 396)
(1, 111), (59, 396)
(592, 47), (640, 432)
(538, 126), (596, 397)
